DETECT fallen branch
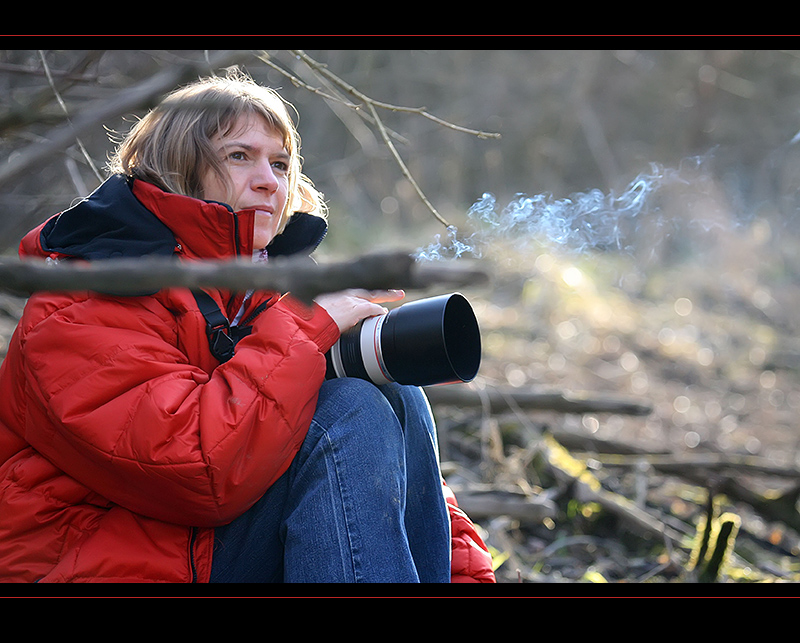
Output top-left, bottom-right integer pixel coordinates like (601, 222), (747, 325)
(446, 483), (558, 525)
(715, 477), (800, 535)
(425, 383), (653, 417)
(542, 427), (670, 456)
(539, 434), (689, 546)
(0, 252), (489, 301)
(580, 452), (800, 545)
(594, 452), (800, 481)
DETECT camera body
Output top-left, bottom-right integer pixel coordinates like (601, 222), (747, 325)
(326, 292), (481, 387)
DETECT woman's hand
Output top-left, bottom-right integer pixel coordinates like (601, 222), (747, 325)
(315, 289), (405, 332)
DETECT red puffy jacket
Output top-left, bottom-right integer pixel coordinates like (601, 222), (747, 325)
(0, 176), (495, 583)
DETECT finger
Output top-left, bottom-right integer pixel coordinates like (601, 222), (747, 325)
(363, 289), (406, 303)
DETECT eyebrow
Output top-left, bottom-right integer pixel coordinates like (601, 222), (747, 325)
(218, 142), (291, 161)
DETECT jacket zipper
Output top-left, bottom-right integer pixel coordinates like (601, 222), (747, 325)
(232, 210), (242, 258)
(189, 527), (199, 582)
(240, 297), (272, 326)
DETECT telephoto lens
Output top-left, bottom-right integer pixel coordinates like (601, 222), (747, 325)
(325, 292), (481, 387)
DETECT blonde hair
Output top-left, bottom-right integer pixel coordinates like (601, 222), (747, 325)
(107, 69), (326, 231)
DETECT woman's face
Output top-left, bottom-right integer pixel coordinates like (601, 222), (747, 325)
(201, 113), (291, 250)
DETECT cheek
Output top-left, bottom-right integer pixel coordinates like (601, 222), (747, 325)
(200, 168), (233, 203)
(278, 176), (290, 205)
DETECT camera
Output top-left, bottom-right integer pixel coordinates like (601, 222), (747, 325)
(325, 292), (481, 387)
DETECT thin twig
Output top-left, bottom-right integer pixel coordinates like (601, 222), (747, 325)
(257, 51), (360, 110)
(290, 50), (501, 140)
(0, 50), (252, 190)
(274, 50), (501, 229)
(259, 51), (409, 146)
(366, 100), (452, 228)
(38, 50), (103, 183)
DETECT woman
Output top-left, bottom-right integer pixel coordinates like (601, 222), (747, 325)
(0, 71), (495, 583)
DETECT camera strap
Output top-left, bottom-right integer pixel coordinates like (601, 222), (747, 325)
(192, 290), (256, 363)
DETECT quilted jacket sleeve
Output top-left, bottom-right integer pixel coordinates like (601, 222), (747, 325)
(17, 290), (340, 528)
(443, 482), (496, 583)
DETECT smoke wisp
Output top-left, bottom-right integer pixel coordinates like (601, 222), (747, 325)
(415, 156), (726, 263)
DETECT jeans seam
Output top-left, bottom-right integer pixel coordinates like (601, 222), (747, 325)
(314, 421), (363, 582)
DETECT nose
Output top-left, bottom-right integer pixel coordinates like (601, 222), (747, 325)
(251, 160), (279, 193)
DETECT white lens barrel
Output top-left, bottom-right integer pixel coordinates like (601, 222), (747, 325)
(358, 314), (393, 385)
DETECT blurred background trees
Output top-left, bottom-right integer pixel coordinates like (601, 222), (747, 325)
(3, 48), (800, 258)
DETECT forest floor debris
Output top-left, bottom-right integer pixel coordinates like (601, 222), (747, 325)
(431, 230), (800, 585)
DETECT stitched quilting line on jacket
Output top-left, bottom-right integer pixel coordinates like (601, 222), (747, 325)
(22, 295), (181, 398)
(28, 335), (207, 467)
(204, 326), (306, 461)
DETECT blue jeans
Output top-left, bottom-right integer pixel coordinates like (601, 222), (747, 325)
(209, 378), (452, 583)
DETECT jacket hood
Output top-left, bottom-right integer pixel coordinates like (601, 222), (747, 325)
(21, 174), (327, 263)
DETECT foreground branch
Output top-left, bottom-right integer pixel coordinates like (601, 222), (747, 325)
(0, 252), (489, 301)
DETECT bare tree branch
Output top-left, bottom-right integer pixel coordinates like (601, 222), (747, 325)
(257, 52), (360, 111)
(38, 50), (103, 183)
(263, 50), (501, 229)
(0, 50), (253, 191)
(365, 99), (452, 228)
(289, 50), (501, 140)
(0, 50), (104, 135)
(0, 251), (490, 301)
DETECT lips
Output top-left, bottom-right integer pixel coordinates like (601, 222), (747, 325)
(241, 206), (274, 215)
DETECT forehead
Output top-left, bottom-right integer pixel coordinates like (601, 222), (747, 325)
(217, 113), (289, 150)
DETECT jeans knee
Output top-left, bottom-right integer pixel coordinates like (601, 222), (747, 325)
(378, 383), (430, 419)
(314, 378), (402, 441)
(321, 376), (384, 400)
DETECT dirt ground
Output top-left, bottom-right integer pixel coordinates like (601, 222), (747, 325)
(433, 217), (800, 586)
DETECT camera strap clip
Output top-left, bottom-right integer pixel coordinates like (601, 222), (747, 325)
(192, 290), (237, 363)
